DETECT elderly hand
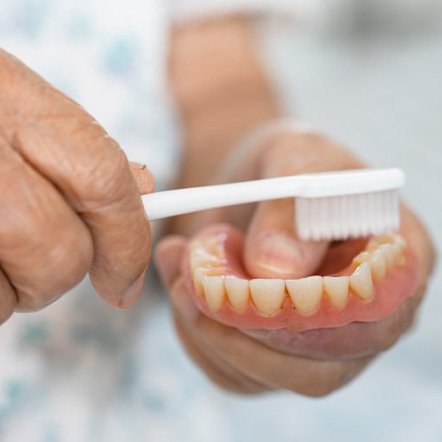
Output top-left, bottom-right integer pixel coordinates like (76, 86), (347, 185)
(0, 49), (154, 323)
(156, 130), (435, 396)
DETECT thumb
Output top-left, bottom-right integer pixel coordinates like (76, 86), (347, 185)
(245, 199), (328, 279)
(155, 235), (199, 321)
(244, 130), (364, 279)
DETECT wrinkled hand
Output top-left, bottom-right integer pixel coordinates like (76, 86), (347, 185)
(0, 49), (154, 323)
(156, 129), (435, 396)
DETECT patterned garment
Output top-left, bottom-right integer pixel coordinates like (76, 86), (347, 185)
(1, 1), (442, 441)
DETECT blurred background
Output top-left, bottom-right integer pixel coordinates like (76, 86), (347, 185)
(0, 0), (441, 441)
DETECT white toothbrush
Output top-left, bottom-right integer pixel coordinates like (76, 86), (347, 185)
(142, 168), (404, 241)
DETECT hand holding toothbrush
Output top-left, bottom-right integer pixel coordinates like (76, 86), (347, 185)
(156, 130), (435, 395)
(0, 49), (154, 321)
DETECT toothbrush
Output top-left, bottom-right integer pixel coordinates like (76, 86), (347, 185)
(142, 168), (404, 241)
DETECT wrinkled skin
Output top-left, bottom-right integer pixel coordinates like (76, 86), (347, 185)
(156, 131), (436, 396)
(0, 49), (154, 321)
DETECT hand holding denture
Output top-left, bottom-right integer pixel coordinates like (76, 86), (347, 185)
(156, 130), (435, 396)
(0, 49), (154, 321)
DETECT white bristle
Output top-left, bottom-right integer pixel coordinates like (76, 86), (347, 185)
(295, 190), (400, 241)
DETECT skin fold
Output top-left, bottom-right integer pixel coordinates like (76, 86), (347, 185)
(156, 16), (436, 396)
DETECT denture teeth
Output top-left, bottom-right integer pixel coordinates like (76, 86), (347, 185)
(393, 235), (407, 251)
(225, 277), (250, 314)
(193, 268), (221, 296)
(250, 279), (286, 317)
(191, 232), (408, 317)
(366, 240), (380, 252)
(286, 276), (323, 315)
(202, 276), (225, 312)
(391, 243), (406, 265)
(350, 262), (374, 300)
(193, 268), (208, 295)
(323, 276), (350, 309)
(369, 249), (387, 281)
(190, 250), (220, 270)
(353, 251), (370, 266)
(378, 244), (395, 270)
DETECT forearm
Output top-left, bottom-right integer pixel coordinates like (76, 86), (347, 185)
(169, 15), (280, 189)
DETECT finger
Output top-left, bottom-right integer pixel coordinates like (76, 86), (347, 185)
(174, 313), (268, 395)
(244, 199), (328, 278)
(1, 52), (151, 307)
(185, 312), (373, 396)
(156, 237), (200, 320)
(0, 269), (17, 325)
(244, 130), (365, 278)
(401, 204), (436, 282)
(0, 143), (93, 311)
(163, 264), (268, 394)
(129, 162), (155, 195)
(155, 236), (188, 288)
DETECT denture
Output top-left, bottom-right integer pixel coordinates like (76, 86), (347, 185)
(184, 224), (419, 332)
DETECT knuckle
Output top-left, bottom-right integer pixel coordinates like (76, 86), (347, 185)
(78, 145), (132, 209)
(46, 229), (92, 286)
(284, 363), (355, 397)
(15, 229), (92, 312)
(287, 379), (339, 398)
(297, 381), (341, 398)
(0, 176), (44, 245)
(16, 290), (59, 312)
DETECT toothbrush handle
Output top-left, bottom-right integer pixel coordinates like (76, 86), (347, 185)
(142, 175), (302, 221)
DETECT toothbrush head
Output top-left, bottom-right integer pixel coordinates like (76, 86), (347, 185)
(294, 168), (404, 241)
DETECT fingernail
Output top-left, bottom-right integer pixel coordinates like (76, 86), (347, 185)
(253, 232), (305, 278)
(119, 272), (146, 308)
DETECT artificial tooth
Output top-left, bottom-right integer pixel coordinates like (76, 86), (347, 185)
(366, 235), (391, 252)
(353, 251), (370, 266)
(369, 249), (387, 281)
(323, 276), (349, 309)
(202, 276), (225, 312)
(286, 276), (323, 315)
(190, 251), (221, 271)
(203, 237), (223, 256)
(379, 244), (396, 270)
(350, 262), (374, 300)
(250, 279), (286, 317)
(366, 239), (380, 252)
(393, 235), (407, 251)
(193, 268), (221, 296)
(189, 241), (203, 254)
(391, 243), (406, 265)
(376, 234), (396, 244)
(193, 268), (208, 295)
(225, 277), (250, 313)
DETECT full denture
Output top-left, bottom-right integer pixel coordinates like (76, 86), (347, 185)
(184, 224), (419, 332)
